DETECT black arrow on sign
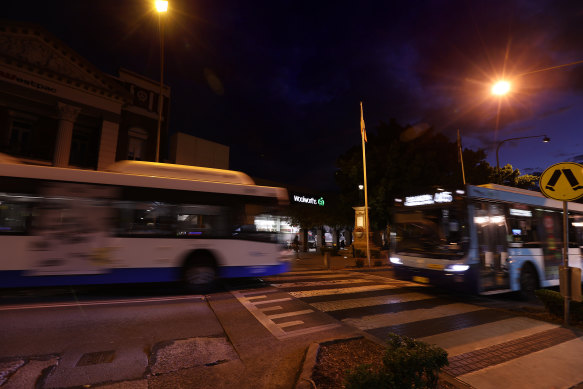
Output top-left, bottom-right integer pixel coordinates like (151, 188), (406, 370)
(545, 169), (583, 192)
(562, 169), (583, 190)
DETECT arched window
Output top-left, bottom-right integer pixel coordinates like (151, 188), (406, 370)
(127, 127), (148, 160)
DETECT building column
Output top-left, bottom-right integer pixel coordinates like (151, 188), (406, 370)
(97, 120), (120, 170)
(53, 102), (81, 167)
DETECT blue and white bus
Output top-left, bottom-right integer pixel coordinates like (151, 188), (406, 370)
(0, 153), (292, 290)
(390, 184), (583, 295)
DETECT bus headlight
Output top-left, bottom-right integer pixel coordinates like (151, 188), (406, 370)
(445, 264), (469, 272)
(390, 257), (403, 265)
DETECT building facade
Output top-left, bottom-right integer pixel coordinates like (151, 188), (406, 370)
(169, 132), (229, 170)
(0, 21), (170, 169)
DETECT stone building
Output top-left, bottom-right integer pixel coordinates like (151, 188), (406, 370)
(0, 21), (227, 170)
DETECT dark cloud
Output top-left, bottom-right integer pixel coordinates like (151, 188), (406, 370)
(4, 0), (583, 190)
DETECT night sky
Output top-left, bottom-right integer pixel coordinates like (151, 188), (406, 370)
(4, 0), (583, 191)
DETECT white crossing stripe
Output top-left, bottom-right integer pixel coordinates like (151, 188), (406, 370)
(342, 303), (486, 330)
(418, 317), (560, 357)
(260, 306), (283, 312)
(246, 295), (268, 301)
(252, 298), (292, 305)
(279, 320), (304, 328)
(267, 309), (314, 319)
(271, 278), (372, 288)
(289, 283), (402, 298)
(278, 323), (342, 340)
(278, 271), (354, 276)
(232, 290), (340, 340)
(311, 292), (432, 312)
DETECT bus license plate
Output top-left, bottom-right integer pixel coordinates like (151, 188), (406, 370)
(413, 276), (430, 284)
(427, 263), (444, 270)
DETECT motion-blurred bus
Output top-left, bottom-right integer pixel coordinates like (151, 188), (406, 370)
(0, 153), (292, 290)
(389, 184), (583, 296)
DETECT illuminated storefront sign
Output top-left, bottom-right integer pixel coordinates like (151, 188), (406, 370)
(404, 191), (452, 206)
(292, 194), (325, 206)
(509, 208), (532, 217)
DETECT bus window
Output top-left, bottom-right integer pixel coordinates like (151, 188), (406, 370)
(0, 192), (34, 234)
(116, 201), (175, 236)
(393, 205), (468, 259)
(569, 214), (583, 248)
(507, 205), (539, 247)
(176, 205), (230, 237)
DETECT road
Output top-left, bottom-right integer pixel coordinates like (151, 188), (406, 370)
(1, 265), (582, 388)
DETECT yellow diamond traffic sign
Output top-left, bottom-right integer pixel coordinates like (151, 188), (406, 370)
(540, 162), (583, 201)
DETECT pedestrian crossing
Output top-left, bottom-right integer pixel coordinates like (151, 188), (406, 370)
(261, 270), (583, 388)
(231, 289), (341, 340)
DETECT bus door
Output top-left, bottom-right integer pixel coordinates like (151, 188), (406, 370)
(475, 203), (510, 292)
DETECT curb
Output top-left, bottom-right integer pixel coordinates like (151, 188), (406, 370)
(294, 342), (319, 389)
(294, 335), (474, 389)
(295, 336), (365, 389)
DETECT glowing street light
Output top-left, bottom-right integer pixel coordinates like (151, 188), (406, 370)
(491, 80), (511, 96)
(155, 0), (168, 12)
(155, 1), (168, 163)
(496, 135), (550, 169)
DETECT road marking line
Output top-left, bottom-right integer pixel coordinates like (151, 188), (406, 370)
(252, 298), (292, 305)
(267, 309), (313, 319)
(418, 317), (560, 357)
(0, 295), (205, 311)
(232, 290), (340, 340)
(278, 271), (354, 276)
(310, 292), (432, 312)
(241, 289), (280, 296)
(277, 323), (341, 340)
(245, 295), (267, 301)
(289, 283), (401, 298)
(260, 306), (283, 312)
(271, 278), (372, 288)
(342, 303), (486, 330)
(279, 320), (304, 328)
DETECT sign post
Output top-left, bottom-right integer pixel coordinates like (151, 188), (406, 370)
(540, 162), (583, 325)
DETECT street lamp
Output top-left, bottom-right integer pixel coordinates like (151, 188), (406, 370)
(491, 80), (511, 96)
(495, 135), (551, 169)
(155, 1), (168, 162)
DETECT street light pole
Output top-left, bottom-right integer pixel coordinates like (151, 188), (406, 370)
(155, 1), (168, 163)
(495, 135), (550, 169)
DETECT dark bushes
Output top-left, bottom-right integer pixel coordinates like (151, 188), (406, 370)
(345, 333), (448, 389)
(535, 289), (583, 322)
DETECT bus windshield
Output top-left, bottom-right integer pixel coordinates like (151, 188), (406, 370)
(393, 204), (468, 259)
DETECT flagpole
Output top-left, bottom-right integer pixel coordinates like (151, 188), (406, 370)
(360, 102), (371, 267)
(457, 129), (466, 186)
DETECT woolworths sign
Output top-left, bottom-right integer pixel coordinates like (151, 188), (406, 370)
(292, 194), (325, 206)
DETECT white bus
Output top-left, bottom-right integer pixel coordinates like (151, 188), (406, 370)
(389, 184), (583, 296)
(0, 153), (292, 290)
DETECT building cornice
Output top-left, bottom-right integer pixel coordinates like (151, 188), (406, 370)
(0, 21), (130, 103)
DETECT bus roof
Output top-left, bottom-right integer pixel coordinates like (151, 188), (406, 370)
(0, 154), (288, 204)
(105, 160), (255, 185)
(468, 183), (583, 212)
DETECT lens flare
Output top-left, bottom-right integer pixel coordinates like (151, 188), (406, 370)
(491, 80), (510, 96)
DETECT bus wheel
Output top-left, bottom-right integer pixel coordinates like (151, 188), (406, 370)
(519, 263), (539, 300)
(183, 254), (217, 292)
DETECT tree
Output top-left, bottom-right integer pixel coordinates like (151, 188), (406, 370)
(489, 164), (539, 189)
(335, 120), (492, 230)
(335, 119), (541, 230)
